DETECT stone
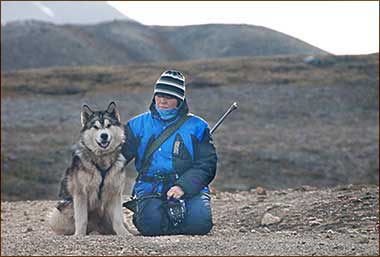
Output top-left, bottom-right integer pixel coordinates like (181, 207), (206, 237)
(301, 185), (315, 191)
(359, 237), (369, 244)
(261, 213), (281, 226)
(24, 227), (33, 233)
(239, 227), (248, 233)
(309, 219), (323, 226)
(256, 186), (267, 195)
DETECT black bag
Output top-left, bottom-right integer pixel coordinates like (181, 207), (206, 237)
(123, 193), (162, 213)
(123, 198), (137, 212)
(124, 195), (186, 228)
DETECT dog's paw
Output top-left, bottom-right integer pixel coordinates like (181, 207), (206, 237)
(74, 232), (87, 236)
(115, 227), (130, 236)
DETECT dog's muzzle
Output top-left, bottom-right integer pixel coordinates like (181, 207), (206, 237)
(96, 131), (112, 149)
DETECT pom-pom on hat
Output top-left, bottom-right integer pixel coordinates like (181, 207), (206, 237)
(154, 70), (186, 101)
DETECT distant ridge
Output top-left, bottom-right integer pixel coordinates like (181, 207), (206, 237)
(1, 20), (329, 71)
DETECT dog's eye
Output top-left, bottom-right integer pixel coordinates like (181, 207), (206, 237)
(93, 125), (100, 129)
(106, 124), (111, 128)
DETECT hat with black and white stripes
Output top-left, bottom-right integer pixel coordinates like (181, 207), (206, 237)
(154, 70), (186, 101)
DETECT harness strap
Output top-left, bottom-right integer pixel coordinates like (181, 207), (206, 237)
(93, 162), (113, 200)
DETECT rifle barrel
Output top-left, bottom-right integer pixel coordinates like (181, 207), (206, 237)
(210, 102), (238, 134)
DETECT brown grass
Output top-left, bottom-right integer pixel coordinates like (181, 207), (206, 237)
(2, 54), (378, 98)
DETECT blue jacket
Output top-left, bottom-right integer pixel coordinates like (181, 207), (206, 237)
(122, 99), (217, 198)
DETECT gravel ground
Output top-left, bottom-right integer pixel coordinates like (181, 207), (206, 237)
(1, 184), (379, 256)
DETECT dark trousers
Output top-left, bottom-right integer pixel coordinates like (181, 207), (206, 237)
(132, 193), (213, 236)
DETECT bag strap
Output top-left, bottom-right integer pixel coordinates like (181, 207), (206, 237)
(140, 114), (191, 172)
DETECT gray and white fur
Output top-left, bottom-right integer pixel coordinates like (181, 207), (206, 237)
(48, 102), (131, 236)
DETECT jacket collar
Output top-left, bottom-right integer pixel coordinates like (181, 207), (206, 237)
(149, 98), (189, 122)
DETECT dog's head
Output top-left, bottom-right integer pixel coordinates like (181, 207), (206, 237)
(80, 102), (124, 154)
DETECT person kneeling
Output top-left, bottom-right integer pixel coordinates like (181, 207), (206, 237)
(122, 70), (217, 236)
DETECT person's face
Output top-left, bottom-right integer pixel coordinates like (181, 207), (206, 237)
(155, 94), (178, 110)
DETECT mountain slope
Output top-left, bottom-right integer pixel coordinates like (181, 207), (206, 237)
(0, 1), (133, 25)
(1, 20), (329, 71)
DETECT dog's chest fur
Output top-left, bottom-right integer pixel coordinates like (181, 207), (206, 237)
(67, 149), (127, 212)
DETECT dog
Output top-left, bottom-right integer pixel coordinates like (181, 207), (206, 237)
(48, 101), (130, 236)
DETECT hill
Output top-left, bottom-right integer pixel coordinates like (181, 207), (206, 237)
(1, 54), (378, 200)
(1, 20), (328, 71)
(0, 1), (133, 25)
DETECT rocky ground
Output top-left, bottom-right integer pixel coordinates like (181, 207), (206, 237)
(1, 184), (379, 256)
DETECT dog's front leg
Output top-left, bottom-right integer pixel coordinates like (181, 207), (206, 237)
(73, 194), (88, 236)
(107, 195), (129, 236)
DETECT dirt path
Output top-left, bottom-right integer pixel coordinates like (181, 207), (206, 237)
(1, 184), (378, 255)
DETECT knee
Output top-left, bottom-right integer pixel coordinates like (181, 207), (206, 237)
(182, 194), (213, 235)
(184, 217), (213, 235)
(133, 199), (167, 236)
(184, 205), (213, 235)
(134, 213), (163, 236)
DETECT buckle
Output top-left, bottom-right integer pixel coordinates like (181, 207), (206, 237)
(154, 173), (166, 180)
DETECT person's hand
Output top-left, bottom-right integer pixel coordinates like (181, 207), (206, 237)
(167, 186), (184, 199)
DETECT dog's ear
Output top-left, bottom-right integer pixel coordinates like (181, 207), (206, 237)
(106, 101), (121, 123)
(81, 104), (93, 127)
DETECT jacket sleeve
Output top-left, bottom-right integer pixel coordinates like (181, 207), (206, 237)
(174, 128), (217, 196)
(121, 122), (139, 164)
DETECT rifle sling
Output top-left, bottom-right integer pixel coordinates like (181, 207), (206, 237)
(140, 114), (190, 173)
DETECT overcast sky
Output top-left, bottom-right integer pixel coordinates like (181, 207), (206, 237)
(108, 1), (379, 55)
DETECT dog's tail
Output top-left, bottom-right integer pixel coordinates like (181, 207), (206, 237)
(47, 204), (75, 235)
(123, 209), (140, 236)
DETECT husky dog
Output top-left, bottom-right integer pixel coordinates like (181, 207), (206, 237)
(48, 102), (130, 236)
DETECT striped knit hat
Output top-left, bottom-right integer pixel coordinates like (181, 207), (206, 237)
(154, 70), (186, 101)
